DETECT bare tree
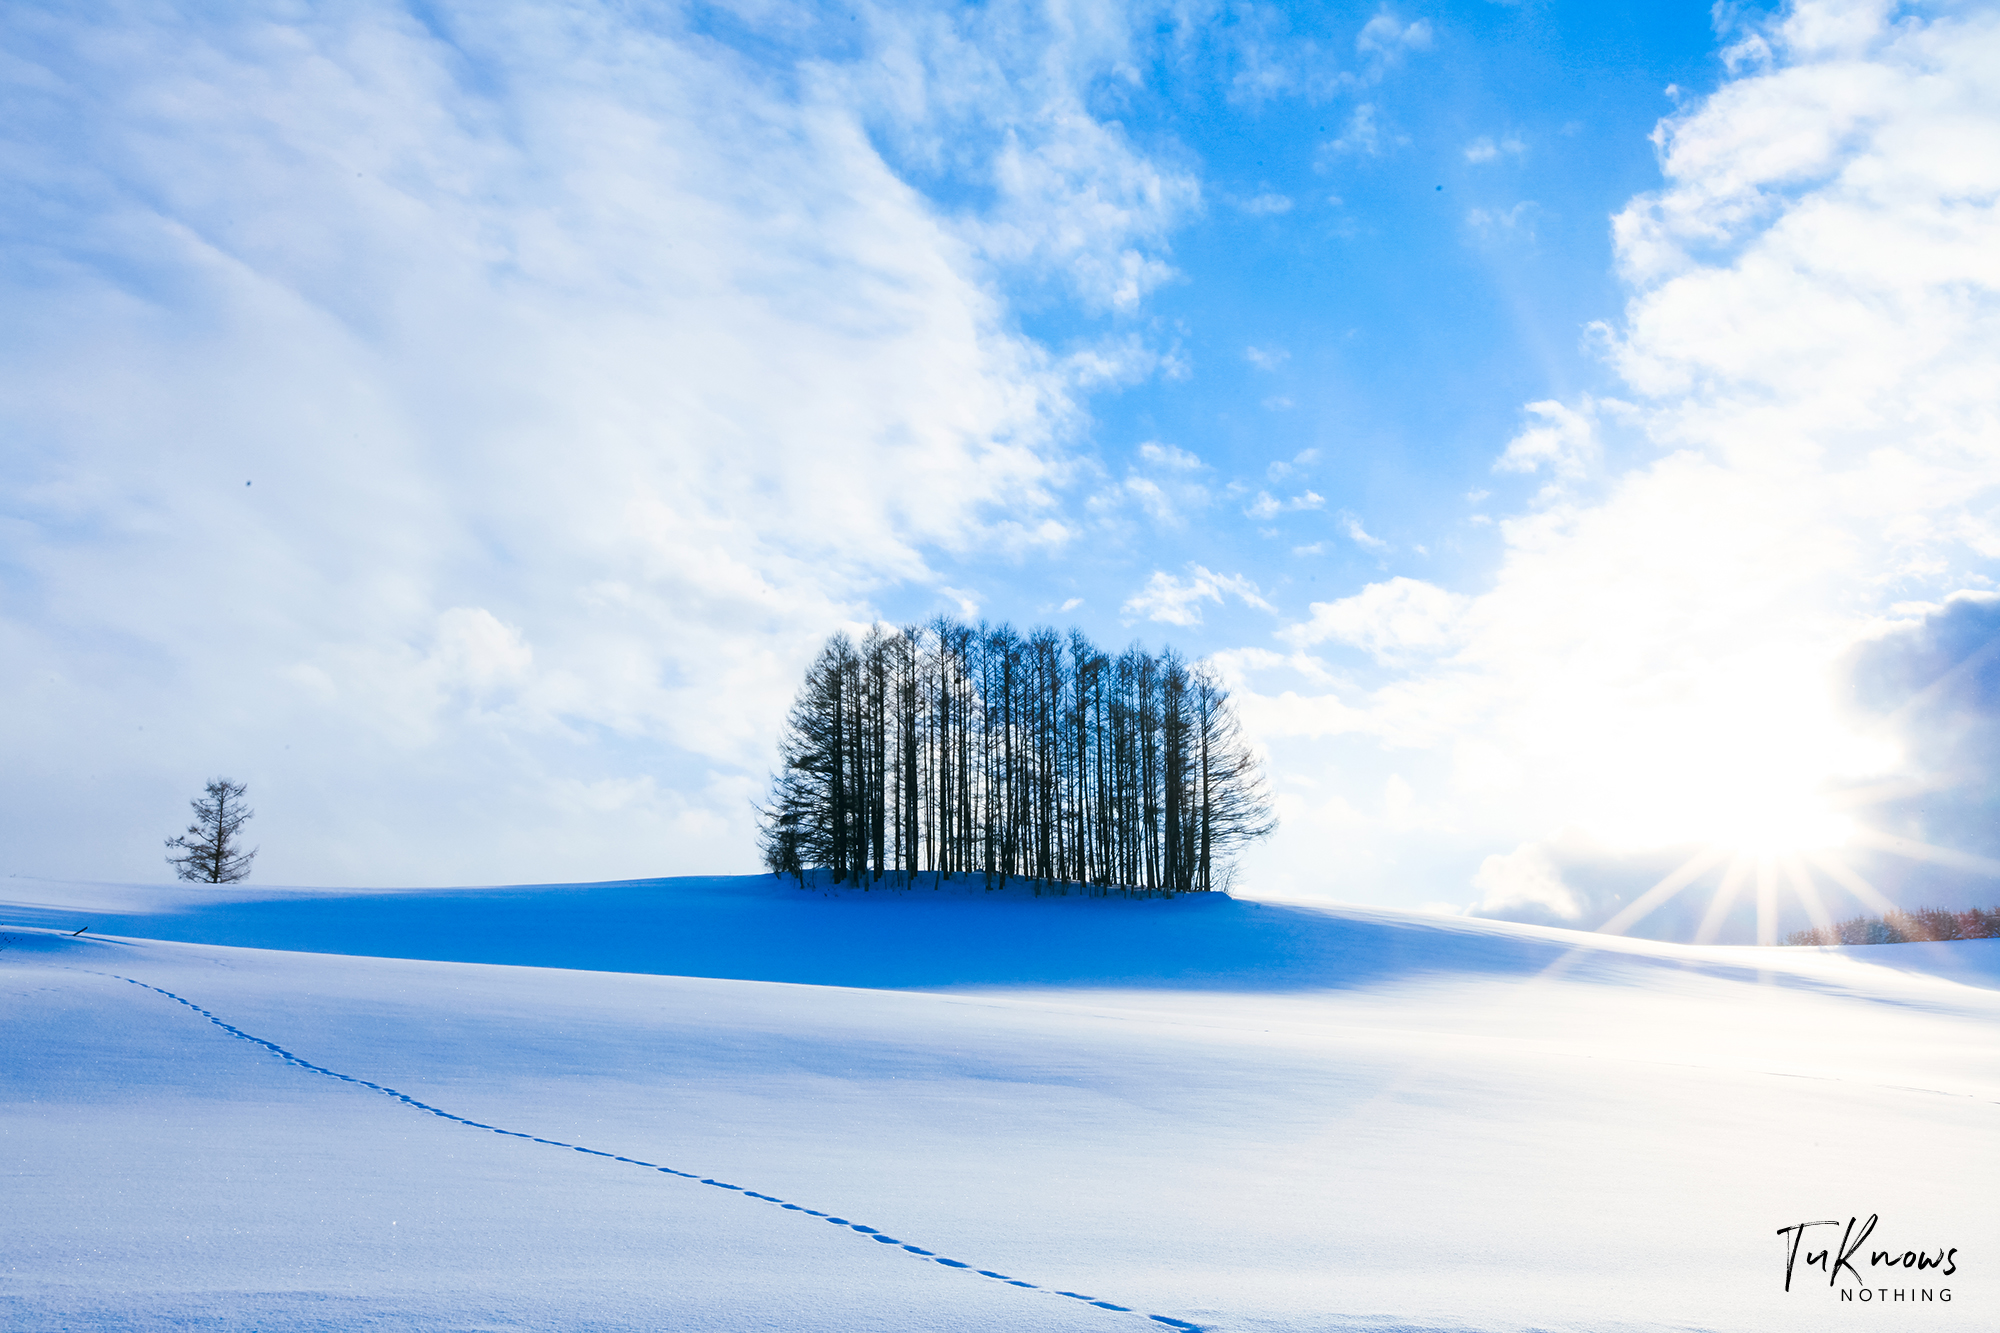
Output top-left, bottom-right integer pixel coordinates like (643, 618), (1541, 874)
(165, 778), (258, 883)
(1189, 661), (1276, 891)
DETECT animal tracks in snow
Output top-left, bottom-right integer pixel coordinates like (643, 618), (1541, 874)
(90, 970), (1203, 1332)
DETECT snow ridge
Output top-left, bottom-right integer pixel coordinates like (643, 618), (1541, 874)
(89, 970), (1203, 1331)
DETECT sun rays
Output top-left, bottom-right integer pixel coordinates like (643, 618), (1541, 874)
(1594, 820), (2000, 946)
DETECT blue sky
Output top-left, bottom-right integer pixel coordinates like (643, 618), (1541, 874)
(7, 0), (2000, 940)
(829, 0), (1707, 614)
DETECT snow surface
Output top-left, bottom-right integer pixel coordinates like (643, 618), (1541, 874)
(4, 874), (1995, 1330)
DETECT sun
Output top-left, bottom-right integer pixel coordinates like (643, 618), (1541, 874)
(1591, 778), (1984, 945)
(1567, 719), (1985, 944)
(1706, 791), (1857, 859)
(1497, 636), (1990, 945)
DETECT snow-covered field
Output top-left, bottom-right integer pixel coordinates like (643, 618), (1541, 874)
(4, 875), (1994, 1331)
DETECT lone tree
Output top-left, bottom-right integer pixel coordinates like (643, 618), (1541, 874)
(165, 778), (258, 883)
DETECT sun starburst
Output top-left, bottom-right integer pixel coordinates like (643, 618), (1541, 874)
(1592, 789), (2000, 945)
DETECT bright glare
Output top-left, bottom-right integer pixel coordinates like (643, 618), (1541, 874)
(1490, 637), (1951, 941)
(1499, 641), (1898, 861)
(1703, 794), (1855, 857)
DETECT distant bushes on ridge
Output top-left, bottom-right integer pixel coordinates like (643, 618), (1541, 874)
(1785, 905), (2000, 946)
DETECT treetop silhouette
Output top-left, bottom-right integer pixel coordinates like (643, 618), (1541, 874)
(165, 778), (258, 884)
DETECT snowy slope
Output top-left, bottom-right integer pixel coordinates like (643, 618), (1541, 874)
(0, 872), (1589, 990)
(4, 875), (1995, 1331)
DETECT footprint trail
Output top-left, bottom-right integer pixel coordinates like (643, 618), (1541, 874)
(91, 971), (1202, 1331)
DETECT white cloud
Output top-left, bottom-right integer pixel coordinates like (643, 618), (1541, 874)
(1245, 490), (1326, 519)
(939, 587), (984, 618)
(1240, 0), (2000, 916)
(0, 2), (1185, 885)
(1268, 448), (1317, 480)
(1113, 477), (1169, 524)
(1356, 10), (1435, 61)
(1472, 843), (1583, 919)
(1383, 773), (1418, 829)
(1137, 441), (1205, 470)
(429, 608), (536, 704)
(1343, 514), (1390, 550)
(1282, 577), (1472, 661)
(1494, 400), (1599, 478)
(1060, 335), (1187, 391)
(847, 1), (1202, 314)
(1323, 104), (1385, 156)
(1215, 3), (1430, 105)
(1095, 441), (1212, 527)
(1464, 135), (1526, 164)
(1236, 192), (1294, 216)
(1467, 201), (1538, 241)
(1245, 345), (1290, 371)
(1124, 565), (1275, 626)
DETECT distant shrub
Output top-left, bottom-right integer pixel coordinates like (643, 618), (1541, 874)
(1785, 905), (2000, 946)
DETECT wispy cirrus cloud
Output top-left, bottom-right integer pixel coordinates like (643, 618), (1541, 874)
(1137, 441), (1204, 470)
(1245, 490), (1325, 519)
(1463, 134), (1525, 163)
(1090, 440), (1212, 528)
(1232, 191), (1294, 216)
(1355, 8), (1434, 65)
(1123, 565), (1274, 627)
(1342, 514), (1390, 551)
(1321, 102), (1388, 156)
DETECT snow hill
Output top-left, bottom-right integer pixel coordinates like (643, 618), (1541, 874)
(4, 874), (1995, 1331)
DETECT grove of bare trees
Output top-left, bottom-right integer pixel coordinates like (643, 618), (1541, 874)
(757, 618), (1274, 894)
